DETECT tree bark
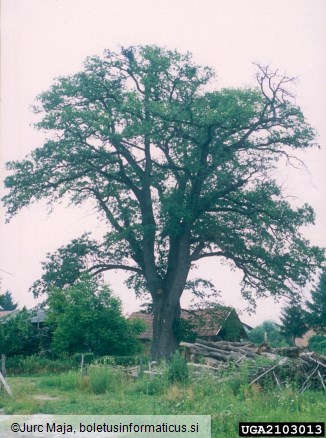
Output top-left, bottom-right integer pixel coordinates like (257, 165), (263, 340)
(150, 232), (191, 361)
(151, 294), (181, 361)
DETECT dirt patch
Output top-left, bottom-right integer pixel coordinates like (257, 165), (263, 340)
(33, 394), (60, 401)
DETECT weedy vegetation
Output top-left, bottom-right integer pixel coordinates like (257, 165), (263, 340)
(0, 357), (324, 438)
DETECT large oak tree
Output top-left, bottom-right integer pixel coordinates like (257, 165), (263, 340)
(3, 46), (324, 359)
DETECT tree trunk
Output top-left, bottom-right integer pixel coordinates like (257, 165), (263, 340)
(150, 232), (191, 361)
(151, 295), (181, 361)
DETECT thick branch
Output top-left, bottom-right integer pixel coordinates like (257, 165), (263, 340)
(87, 263), (143, 276)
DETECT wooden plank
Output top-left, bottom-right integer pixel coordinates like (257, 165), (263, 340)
(0, 371), (13, 396)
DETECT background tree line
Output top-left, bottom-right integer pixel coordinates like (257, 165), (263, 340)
(0, 268), (325, 358)
(248, 269), (326, 352)
(0, 278), (145, 358)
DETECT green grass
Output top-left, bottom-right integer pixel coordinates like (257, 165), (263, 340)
(0, 367), (324, 438)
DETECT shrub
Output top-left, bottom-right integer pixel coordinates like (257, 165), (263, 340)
(131, 373), (169, 396)
(0, 309), (40, 356)
(145, 375), (169, 395)
(308, 335), (326, 355)
(46, 278), (144, 356)
(168, 352), (189, 384)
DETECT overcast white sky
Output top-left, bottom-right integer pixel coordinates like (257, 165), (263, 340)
(1, 0), (326, 326)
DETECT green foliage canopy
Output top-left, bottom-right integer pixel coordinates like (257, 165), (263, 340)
(248, 320), (289, 347)
(46, 277), (144, 356)
(0, 309), (39, 356)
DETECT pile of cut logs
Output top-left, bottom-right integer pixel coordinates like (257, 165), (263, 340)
(180, 339), (326, 392)
(181, 339), (263, 364)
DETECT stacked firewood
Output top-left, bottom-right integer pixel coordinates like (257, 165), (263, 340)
(180, 339), (267, 363)
(180, 339), (326, 392)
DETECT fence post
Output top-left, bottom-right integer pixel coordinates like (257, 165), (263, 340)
(1, 354), (6, 377)
(81, 353), (85, 377)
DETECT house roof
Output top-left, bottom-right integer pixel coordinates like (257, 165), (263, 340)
(242, 322), (254, 332)
(0, 308), (46, 324)
(0, 309), (20, 322)
(181, 307), (234, 337)
(30, 309), (46, 324)
(129, 312), (154, 340)
(129, 306), (238, 340)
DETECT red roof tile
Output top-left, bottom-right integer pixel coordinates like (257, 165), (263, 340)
(129, 312), (154, 340)
(0, 310), (19, 320)
(129, 306), (235, 340)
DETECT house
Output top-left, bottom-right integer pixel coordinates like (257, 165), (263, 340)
(0, 308), (46, 327)
(129, 306), (248, 343)
(241, 322), (254, 336)
(30, 309), (46, 328)
(129, 312), (154, 341)
(0, 309), (20, 322)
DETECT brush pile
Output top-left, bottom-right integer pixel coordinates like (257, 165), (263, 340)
(180, 339), (326, 392)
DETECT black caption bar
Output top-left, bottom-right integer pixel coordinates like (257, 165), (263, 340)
(239, 422), (325, 437)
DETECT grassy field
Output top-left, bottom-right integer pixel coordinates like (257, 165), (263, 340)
(0, 364), (324, 438)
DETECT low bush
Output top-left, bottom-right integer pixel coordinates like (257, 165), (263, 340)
(95, 355), (149, 367)
(131, 373), (169, 396)
(4, 354), (148, 376)
(168, 352), (189, 384)
(5, 355), (72, 375)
